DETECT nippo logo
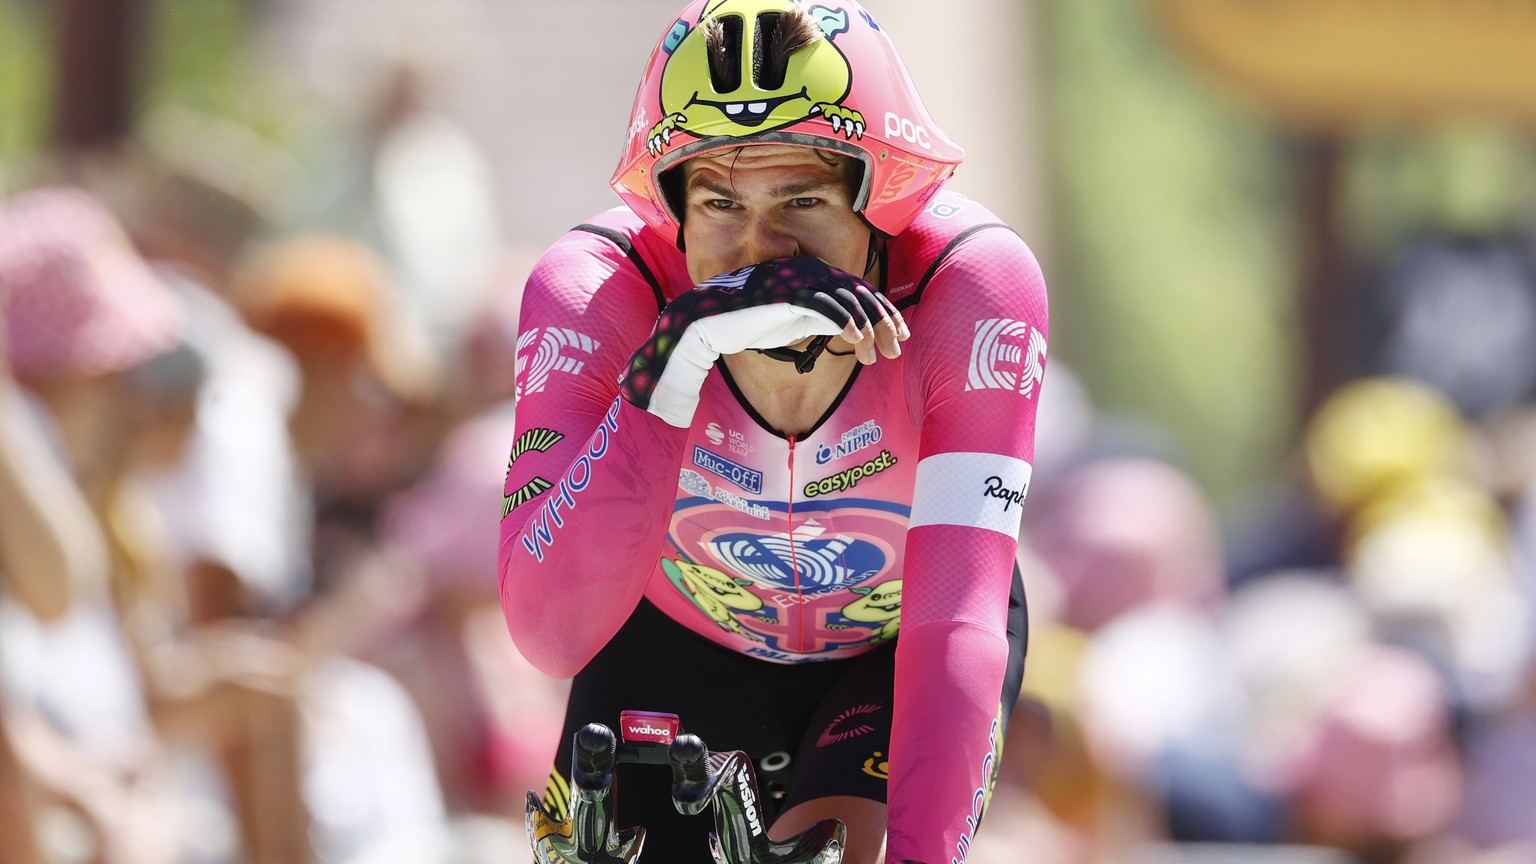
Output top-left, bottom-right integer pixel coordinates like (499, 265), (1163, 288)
(619, 710), (680, 744)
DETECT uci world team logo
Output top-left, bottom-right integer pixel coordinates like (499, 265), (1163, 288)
(966, 318), (1046, 398)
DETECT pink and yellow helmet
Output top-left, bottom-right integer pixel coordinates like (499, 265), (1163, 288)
(611, 0), (964, 242)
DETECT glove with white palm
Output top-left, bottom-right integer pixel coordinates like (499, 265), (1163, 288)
(619, 256), (901, 428)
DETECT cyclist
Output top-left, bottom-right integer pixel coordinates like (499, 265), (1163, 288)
(499, 1), (1048, 861)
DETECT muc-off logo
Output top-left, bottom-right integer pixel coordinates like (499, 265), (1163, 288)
(693, 447), (763, 494)
(966, 318), (1046, 398)
(516, 327), (601, 401)
(814, 420), (882, 465)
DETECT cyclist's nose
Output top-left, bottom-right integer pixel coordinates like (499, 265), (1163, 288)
(741, 214), (800, 264)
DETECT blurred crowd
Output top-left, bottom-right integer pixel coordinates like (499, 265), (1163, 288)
(0, 73), (566, 864)
(3, 43), (1536, 864)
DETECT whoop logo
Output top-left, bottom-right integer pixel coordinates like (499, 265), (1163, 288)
(966, 318), (1046, 398)
(520, 399), (622, 562)
(517, 328), (601, 401)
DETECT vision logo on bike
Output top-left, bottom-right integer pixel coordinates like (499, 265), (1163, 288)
(502, 428), (566, 519)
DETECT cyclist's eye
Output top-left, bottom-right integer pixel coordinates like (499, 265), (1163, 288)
(705, 198), (737, 211)
(791, 198), (821, 209)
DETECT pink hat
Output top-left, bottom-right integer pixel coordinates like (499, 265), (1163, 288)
(1029, 458), (1225, 631)
(1280, 645), (1462, 843)
(379, 409), (520, 591)
(0, 188), (179, 379)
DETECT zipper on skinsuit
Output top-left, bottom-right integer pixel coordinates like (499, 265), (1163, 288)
(787, 435), (804, 652)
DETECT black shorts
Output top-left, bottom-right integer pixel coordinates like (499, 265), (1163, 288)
(542, 568), (1027, 863)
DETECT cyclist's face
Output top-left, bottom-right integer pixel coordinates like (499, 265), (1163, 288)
(679, 145), (869, 284)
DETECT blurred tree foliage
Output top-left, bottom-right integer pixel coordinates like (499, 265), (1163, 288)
(0, 0), (279, 182)
(142, 0), (261, 118)
(0, 0), (50, 175)
(1344, 125), (1536, 257)
(1042, 0), (1301, 499)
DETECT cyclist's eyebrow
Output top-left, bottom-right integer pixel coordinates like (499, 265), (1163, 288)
(686, 175), (739, 200)
(685, 176), (844, 201)
(769, 178), (843, 199)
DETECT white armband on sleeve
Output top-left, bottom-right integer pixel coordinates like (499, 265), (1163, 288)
(907, 452), (1033, 537)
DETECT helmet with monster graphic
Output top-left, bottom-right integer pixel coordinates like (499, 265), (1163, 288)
(612, 0), (964, 242)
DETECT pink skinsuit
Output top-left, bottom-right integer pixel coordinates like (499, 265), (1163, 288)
(500, 190), (1048, 864)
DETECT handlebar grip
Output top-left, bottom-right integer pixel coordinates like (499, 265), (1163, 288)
(669, 733), (713, 812)
(573, 723), (617, 791)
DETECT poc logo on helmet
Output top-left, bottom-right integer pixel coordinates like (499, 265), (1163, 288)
(883, 112), (931, 150)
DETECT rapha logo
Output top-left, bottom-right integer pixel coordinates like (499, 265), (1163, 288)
(983, 475), (1028, 512)
(966, 318), (1045, 398)
(516, 328), (601, 400)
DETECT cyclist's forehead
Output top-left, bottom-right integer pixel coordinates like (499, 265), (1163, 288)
(682, 146), (851, 195)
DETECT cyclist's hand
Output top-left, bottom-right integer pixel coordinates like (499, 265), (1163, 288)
(619, 256), (904, 427)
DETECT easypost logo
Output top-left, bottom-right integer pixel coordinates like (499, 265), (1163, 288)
(803, 450), (897, 498)
(693, 446), (763, 494)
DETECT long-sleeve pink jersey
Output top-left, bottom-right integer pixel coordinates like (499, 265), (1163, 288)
(499, 190), (1048, 864)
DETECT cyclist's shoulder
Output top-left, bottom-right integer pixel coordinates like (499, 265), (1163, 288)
(529, 206), (691, 308)
(886, 192), (1039, 306)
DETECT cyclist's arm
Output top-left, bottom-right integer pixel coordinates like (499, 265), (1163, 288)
(498, 231), (690, 679)
(888, 228), (1048, 864)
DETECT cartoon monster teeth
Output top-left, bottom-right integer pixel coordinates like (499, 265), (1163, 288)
(647, 0), (865, 153)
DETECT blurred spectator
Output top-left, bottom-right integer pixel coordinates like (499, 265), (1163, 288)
(229, 232), (440, 505)
(0, 185), (197, 863)
(1029, 457), (1225, 632)
(1272, 645), (1463, 863)
(376, 407), (569, 821)
(285, 59), (503, 360)
(227, 230), (459, 860)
